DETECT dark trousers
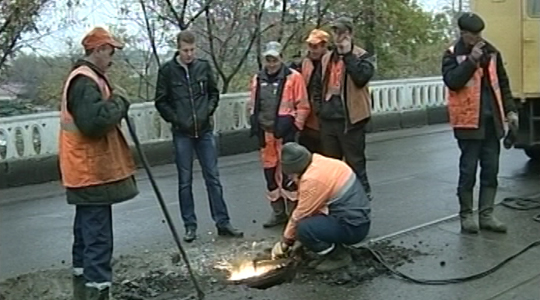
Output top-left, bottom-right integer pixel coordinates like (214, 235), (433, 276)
(298, 127), (323, 154)
(173, 129), (230, 230)
(320, 119), (371, 194)
(297, 214), (370, 253)
(72, 205), (113, 284)
(457, 122), (501, 195)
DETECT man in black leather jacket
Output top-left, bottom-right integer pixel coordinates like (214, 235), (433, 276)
(154, 30), (243, 242)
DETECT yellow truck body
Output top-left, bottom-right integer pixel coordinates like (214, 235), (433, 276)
(470, 0), (540, 98)
(470, 0), (540, 158)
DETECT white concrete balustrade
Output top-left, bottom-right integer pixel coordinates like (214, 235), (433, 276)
(0, 76), (445, 161)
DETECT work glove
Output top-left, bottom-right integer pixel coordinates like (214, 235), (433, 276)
(507, 111), (519, 129)
(271, 241), (291, 260)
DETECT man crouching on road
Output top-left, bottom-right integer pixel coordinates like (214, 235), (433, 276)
(271, 142), (371, 272)
(59, 27), (139, 300)
(248, 42), (310, 228)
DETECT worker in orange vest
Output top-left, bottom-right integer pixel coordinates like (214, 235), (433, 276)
(297, 29), (330, 154)
(271, 142), (371, 272)
(311, 17), (375, 201)
(442, 13), (518, 234)
(248, 41), (311, 228)
(59, 27), (139, 300)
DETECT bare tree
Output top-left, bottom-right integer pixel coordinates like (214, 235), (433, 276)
(200, 0), (273, 93)
(0, 0), (54, 72)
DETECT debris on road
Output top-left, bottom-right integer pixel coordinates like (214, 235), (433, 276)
(0, 239), (424, 300)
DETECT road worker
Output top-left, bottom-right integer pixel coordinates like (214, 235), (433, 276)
(297, 29), (331, 154)
(442, 13), (518, 234)
(271, 142), (371, 272)
(312, 17), (376, 201)
(248, 41), (311, 228)
(59, 27), (139, 300)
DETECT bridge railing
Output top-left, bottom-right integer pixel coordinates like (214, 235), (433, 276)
(0, 76), (445, 162)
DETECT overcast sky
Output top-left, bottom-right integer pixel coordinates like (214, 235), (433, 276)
(21, 0), (445, 55)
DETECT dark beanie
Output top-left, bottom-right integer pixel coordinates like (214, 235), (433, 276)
(281, 142), (313, 175)
(457, 12), (485, 33)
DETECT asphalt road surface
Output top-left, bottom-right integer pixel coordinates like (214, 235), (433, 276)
(1, 124), (539, 300)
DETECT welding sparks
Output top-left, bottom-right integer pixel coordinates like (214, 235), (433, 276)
(215, 259), (283, 282)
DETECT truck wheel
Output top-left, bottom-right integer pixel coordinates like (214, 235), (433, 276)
(524, 146), (540, 161)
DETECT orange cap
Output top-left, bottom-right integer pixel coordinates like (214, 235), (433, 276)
(305, 29), (330, 44)
(81, 27), (124, 50)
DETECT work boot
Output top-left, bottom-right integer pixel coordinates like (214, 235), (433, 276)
(85, 286), (110, 300)
(315, 244), (352, 273)
(285, 199), (297, 217)
(72, 275), (86, 300)
(306, 258), (324, 269)
(263, 198), (288, 228)
(479, 187), (507, 233)
(184, 227), (197, 243)
(458, 191), (479, 234)
(217, 223), (244, 238)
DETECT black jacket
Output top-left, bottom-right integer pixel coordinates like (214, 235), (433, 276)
(154, 53), (220, 137)
(441, 38), (516, 140)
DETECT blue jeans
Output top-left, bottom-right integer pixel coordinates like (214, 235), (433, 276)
(72, 205), (113, 284)
(296, 214), (370, 253)
(173, 129), (230, 229)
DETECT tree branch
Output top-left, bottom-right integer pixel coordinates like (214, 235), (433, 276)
(138, 0), (161, 66)
(204, 6), (226, 81)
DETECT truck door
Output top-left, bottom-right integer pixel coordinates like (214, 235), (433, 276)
(523, 0), (540, 97)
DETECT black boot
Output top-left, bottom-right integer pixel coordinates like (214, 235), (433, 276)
(72, 275), (86, 300)
(315, 244), (352, 272)
(85, 286), (110, 300)
(183, 227), (197, 243)
(458, 191), (479, 234)
(217, 223), (244, 238)
(479, 187), (507, 233)
(263, 198), (288, 228)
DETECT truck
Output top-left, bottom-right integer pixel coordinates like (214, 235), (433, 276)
(470, 0), (540, 160)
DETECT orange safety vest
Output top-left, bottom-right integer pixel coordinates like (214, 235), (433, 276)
(301, 58), (319, 131)
(446, 46), (505, 129)
(58, 65), (136, 188)
(321, 47), (372, 125)
(248, 69), (311, 131)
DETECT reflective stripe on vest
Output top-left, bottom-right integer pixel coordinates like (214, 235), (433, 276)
(446, 45), (505, 129)
(301, 58), (314, 86)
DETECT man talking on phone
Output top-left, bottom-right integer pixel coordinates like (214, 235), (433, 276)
(442, 13), (518, 235)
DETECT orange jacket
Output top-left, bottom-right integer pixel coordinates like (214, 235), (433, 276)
(301, 58), (320, 131)
(446, 45), (505, 129)
(320, 46), (372, 125)
(58, 65), (136, 188)
(284, 154), (354, 241)
(248, 67), (310, 132)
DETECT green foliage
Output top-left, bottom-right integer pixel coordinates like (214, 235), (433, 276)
(321, 0), (452, 79)
(3, 0), (455, 115)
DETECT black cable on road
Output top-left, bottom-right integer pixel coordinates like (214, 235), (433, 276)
(362, 239), (540, 285)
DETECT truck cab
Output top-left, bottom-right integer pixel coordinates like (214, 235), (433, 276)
(470, 0), (540, 159)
